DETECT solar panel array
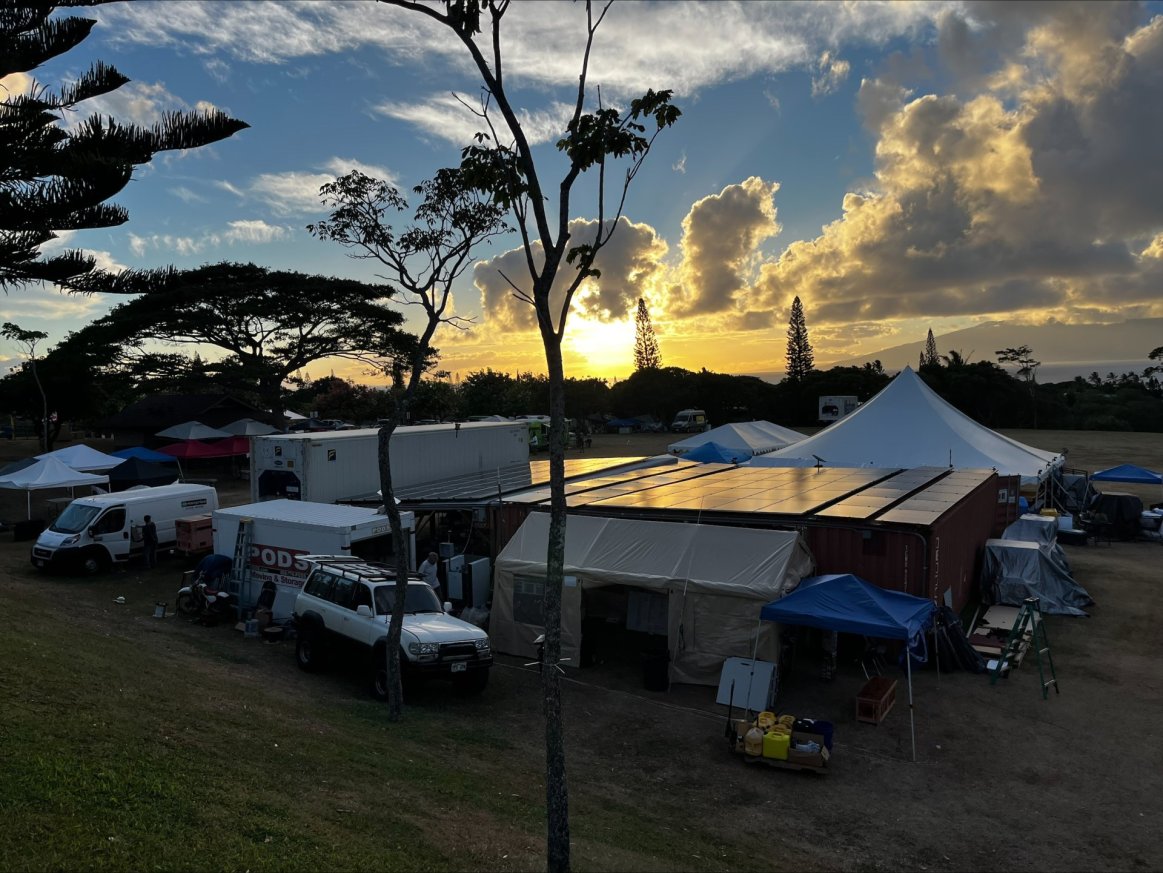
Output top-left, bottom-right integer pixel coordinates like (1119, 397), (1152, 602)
(507, 459), (712, 506)
(395, 455), (664, 502)
(505, 462), (996, 525)
(877, 469), (995, 525)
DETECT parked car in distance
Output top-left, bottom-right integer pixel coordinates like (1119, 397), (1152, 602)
(669, 408), (709, 433)
(292, 555), (492, 698)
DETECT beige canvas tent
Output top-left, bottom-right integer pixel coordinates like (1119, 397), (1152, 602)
(491, 512), (814, 686)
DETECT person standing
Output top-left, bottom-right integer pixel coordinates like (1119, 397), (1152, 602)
(141, 514), (158, 569)
(417, 550), (441, 601)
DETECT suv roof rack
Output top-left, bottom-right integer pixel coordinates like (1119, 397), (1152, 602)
(301, 555), (419, 584)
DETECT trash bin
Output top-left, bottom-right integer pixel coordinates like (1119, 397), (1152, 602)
(641, 651), (669, 691)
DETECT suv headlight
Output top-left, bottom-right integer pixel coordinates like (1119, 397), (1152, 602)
(474, 638), (491, 651)
(407, 642), (439, 655)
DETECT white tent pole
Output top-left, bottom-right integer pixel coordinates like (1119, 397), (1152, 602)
(907, 644), (916, 762)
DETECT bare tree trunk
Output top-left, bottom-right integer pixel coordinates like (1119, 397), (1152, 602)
(379, 421), (409, 721)
(30, 358), (48, 451)
(542, 338), (570, 873)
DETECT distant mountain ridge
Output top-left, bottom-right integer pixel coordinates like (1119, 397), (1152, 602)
(744, 318), (1160, 384)
(831, 318), (1162, 381)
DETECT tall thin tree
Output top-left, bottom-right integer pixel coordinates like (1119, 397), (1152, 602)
(924, 329), (938, 366)
(633, 297), (662, 370)
(308, 168), (506, 720)
(380, 3), (680, 870)
(785, 296), (814, 382)
(0, 323), (49, 449)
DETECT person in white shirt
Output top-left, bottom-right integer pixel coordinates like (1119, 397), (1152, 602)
(418, 551), (441, 601)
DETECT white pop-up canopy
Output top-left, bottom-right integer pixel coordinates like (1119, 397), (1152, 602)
(764, 367), (1063, 481)
(491, 512), (814, 686)
(669, 421), (804, 458)
(0, 456), (109, 518)
(36, 444), (124, 472)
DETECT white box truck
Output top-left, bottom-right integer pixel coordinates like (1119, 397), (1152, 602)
(249, 420), (529, 504)
(818, 396), (860, 423)
(213, 500), (416, 620)
(31, 483), (218, 574)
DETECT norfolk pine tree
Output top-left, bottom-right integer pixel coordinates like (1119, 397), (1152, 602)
(634, 296), (662, 370)
(785, 295), (814, 381)
(0, 3), (247, 293)
(379, 3), (680, 870)
(924, 329), (939, 366)
(308, 168), (507, 720)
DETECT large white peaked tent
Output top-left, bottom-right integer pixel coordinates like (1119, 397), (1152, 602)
(668, 420), (805, 457)
(762, 366), (1063, 480)
(491, 512), (814, 686)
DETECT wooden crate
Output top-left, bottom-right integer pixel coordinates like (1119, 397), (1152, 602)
(176, 514), (214, 555)
(856, 676), (897, 724)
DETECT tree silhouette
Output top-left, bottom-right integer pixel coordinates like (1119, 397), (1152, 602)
(0, 2), (247, 292)
(380, 3), (680, 869)
(309, 167), (506, 719)
(0, 322), (50, 448)
(996, 345), (1041, 427)
(924, 329), (939, 366)
(633, 297), (662, 370)
(785, 296), (814, 382)
(83, 262), (416, 421)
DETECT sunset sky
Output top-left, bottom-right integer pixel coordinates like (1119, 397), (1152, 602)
(4, 1), (1163, 384)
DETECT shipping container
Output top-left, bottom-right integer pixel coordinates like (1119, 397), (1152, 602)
(213, 499), (416, 620)
(249, 421), (529, 504)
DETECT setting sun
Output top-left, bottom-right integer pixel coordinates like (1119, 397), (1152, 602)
(562, 315), (636, 380)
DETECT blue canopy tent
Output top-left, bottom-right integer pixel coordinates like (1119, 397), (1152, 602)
(760, 573), (937, 761)
(111, 446), (182, 479)
(110, 446), (180, 464)
(1091, 464), (1162, 485)
(683, 441), (752, 464)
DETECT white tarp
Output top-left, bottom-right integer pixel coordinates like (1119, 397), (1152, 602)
(491, 512), (815, 686)
(36, 444), (124, 472)
(668, 420), (804, 457)
(765, 366), (1062, 480)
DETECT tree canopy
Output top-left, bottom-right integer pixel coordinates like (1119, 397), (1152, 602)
(80, 262), (418, 420)
(0, 2), (248, 293)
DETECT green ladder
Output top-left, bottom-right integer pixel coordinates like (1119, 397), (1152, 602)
(990, 597), (1059, 699)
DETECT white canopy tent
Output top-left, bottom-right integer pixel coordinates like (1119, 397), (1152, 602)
(0, 456), (109, 518)
(668, 421), (805, 457)
(762, 367), (1063, 481)
(36, 444), (124, 472)
(492, 512), (815, 686)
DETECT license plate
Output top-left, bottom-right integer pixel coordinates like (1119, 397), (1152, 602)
(451, 662), (466, 673)
(33, 560), (44, 568)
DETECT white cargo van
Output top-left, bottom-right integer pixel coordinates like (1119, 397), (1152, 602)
(31, 484), (218, 574)
(670, 409), (708, 433)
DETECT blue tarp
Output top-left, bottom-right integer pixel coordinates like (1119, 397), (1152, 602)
(1091, 464), (1162, 485)
(110, 446), (180, 464)
(759, 573), (935, 642)
(606, 417), (640, 429)
(683, 441), (752, 464)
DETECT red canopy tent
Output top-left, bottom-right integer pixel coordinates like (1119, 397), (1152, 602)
(158, 437), (249, 459)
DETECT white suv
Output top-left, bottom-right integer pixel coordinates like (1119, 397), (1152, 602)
(292, 556), (492, 697)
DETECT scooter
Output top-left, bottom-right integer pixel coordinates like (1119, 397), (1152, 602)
(176, 573), (238, 624)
